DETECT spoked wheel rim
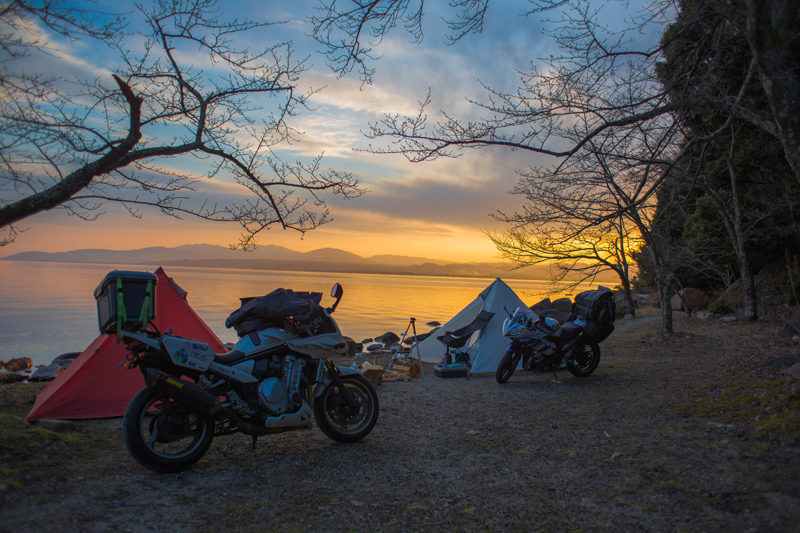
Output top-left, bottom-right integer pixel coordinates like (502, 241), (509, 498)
(138, 394), (210, 460)
(567, 343), (600, 376)
(320, 380), (375, 437)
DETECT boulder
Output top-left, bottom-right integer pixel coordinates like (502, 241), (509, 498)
(375, 332), (400, 345)
(53, 351), (80, 364)
(530, 298), (552, 315)
(1, 357), (32, 372)
(29, 364), (61, 382)
(529, 297), (573, 323)
(0, 371), (28, 384)
(786, 363), (800, 380)
(28, 352), (79, 382)
(551, 297), (573, 313)
(778, 309), (800, 339)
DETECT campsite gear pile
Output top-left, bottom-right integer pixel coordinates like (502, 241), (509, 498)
(495, 288), (616, 383)
(98, 271), (378, 473)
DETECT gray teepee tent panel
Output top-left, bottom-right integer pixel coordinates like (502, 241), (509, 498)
(416, 278), (529, 373)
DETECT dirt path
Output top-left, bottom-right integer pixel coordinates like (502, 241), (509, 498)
(2, 312), (800, 531)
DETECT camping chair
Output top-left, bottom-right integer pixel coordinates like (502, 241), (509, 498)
(436, 310), (495, 366)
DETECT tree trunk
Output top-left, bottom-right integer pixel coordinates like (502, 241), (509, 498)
(659, 274), (674, 337)
(744, 0), (800, 184)
(619, 276), (636, 317)
(728, 153), (758, 321)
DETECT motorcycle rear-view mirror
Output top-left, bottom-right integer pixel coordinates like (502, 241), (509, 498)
(328, 282), (343, 313)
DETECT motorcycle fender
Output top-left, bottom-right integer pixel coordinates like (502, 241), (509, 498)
(313, 364), (360, 398)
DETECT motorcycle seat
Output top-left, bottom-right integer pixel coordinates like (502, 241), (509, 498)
(551, 321), (583, 340)
(214, 349), (247, 364)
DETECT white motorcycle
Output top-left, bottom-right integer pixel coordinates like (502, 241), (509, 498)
(96, 272), (379, 473)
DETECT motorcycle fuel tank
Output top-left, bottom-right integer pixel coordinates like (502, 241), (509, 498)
(287, 333), (348, 359)
(234, 328), (296, 355)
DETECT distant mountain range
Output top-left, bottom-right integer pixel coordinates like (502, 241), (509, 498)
(2, 244), (617, 281)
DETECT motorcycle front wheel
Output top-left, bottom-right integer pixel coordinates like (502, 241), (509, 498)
(495, 349), (521, 384)
(123, 388), (214, 473)
(314, 374), (379, 443)
(567, 343), (601, 377)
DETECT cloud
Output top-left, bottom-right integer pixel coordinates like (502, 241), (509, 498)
(303, 70), (420, 116)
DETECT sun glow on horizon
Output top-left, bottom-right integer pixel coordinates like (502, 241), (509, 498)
(2, 210), (502, 264)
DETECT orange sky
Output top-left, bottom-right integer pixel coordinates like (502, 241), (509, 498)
(2, 205), (503, 263)
(0, 2), (573, 264)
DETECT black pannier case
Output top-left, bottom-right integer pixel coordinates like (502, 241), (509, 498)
(94, 271), (157, 335)
(572, 288), (616, 343)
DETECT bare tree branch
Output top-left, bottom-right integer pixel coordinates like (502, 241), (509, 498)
(0, 0), (363, 248)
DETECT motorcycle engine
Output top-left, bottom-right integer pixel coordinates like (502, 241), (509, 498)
(256, 355), (305, 415)
(257, 377), (288, 414)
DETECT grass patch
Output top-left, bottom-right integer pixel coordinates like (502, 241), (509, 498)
(0, 383), (92, 489)
(686, 378), (800, 443)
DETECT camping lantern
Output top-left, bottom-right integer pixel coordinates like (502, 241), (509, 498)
(94, 270), (157, 337)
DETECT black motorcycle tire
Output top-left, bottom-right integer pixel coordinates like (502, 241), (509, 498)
(495, 350), (521, 384)
(123, 387), (214, 473)
(567, 343), (601, 377)
(314, 373), (379, 443)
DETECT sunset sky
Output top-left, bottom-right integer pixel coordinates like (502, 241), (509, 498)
(1, 1), (654, 263)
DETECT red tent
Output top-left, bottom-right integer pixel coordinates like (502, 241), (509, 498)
(26, 267), (224, 420)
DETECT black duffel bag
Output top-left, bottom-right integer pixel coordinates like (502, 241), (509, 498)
(225, 288), (326, 338)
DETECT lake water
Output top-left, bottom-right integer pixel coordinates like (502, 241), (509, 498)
(0, 261), (598, 366)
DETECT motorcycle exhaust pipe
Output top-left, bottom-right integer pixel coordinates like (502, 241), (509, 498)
(144, 368), (221, 417)
(143, 368), (265, 436)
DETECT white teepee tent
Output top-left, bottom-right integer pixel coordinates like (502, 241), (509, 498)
(416, 278), (529, 373)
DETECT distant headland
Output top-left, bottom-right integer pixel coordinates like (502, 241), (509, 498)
(2, 243), (619, 282)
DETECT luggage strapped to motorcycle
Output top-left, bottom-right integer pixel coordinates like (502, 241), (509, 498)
(115, 277), (155, 340)
(572, 287), (616, 343)
(572, 288), (615, 325)
(225, 288), (330, 342)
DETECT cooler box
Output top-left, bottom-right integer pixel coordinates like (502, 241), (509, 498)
(94, 270), (157, 335)
(434, 364), (469, 378)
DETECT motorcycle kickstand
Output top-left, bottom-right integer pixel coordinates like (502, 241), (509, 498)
(550, 368), (561, 383)
(251, 435), (258, 449)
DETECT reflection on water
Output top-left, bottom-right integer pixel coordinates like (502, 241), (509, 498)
(0, 261), (601, 365)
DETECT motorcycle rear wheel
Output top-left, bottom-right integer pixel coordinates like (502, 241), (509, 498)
(314, 374), (379, 443)
(567, 343), (601, 377)
(495, 349), (521, 384)
(123, 388), (214, 473)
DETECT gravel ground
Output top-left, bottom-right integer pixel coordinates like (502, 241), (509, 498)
(2, 311), (800, 532)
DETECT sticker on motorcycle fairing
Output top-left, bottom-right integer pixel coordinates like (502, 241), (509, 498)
(163, 337), (216, 371)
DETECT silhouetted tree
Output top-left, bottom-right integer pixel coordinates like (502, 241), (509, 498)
(0, 0), (363, 247)
(312, 0), (800, 332)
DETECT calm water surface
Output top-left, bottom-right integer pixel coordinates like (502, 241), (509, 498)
(0, 261), (596, 365)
